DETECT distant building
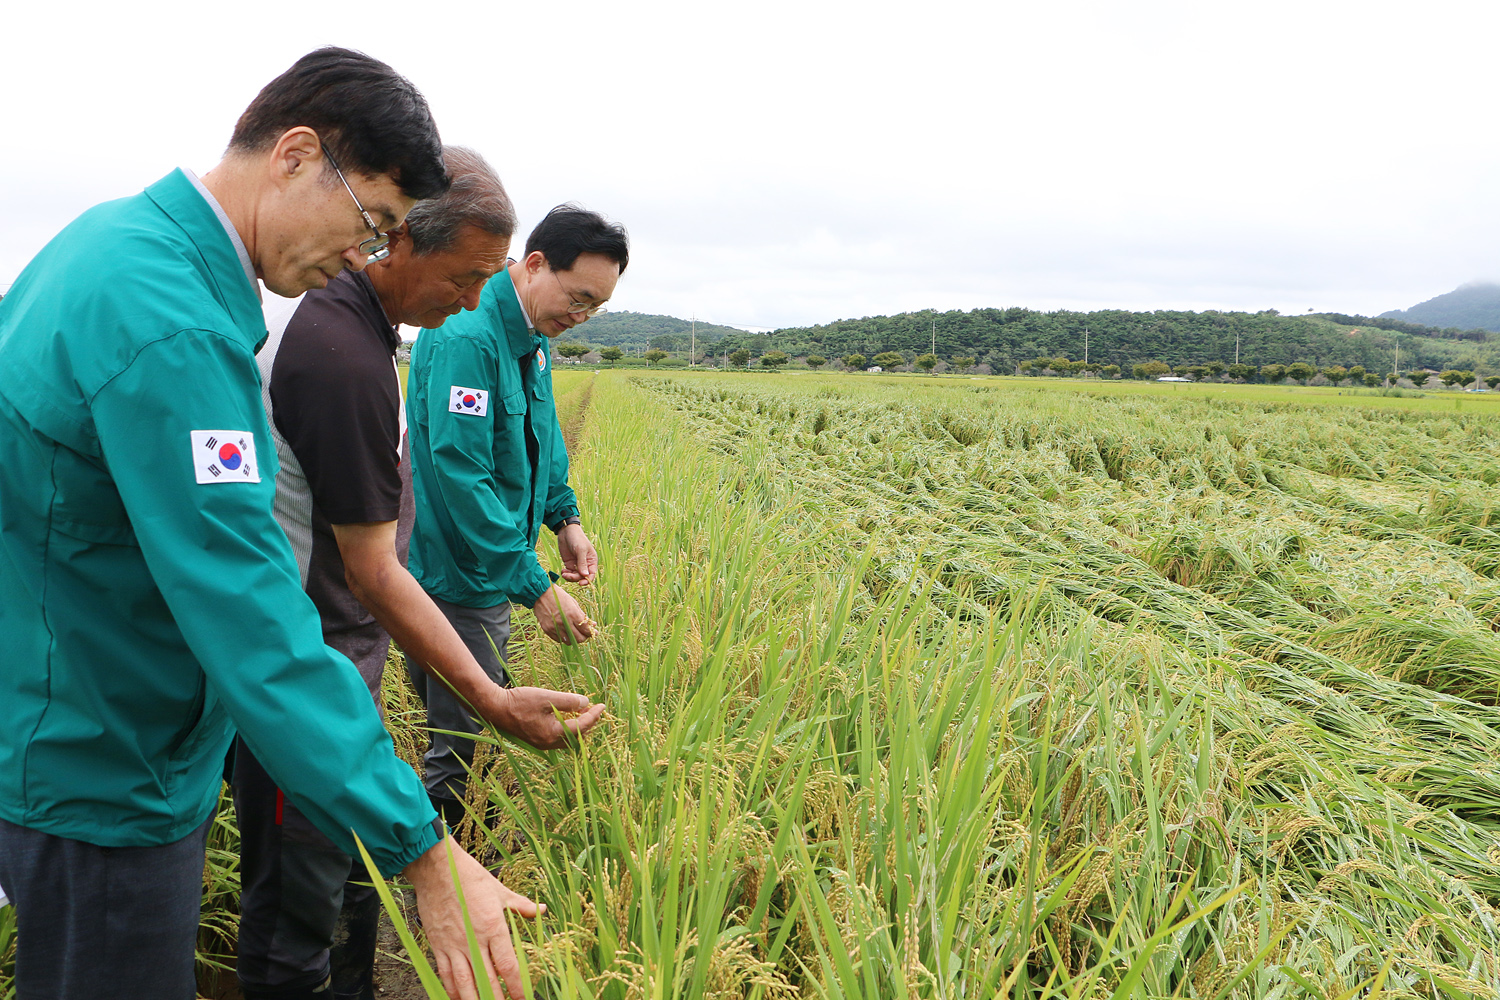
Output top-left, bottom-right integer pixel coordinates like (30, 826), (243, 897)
(867, 366), (882, 372)
(1156, 376), (1192, 382)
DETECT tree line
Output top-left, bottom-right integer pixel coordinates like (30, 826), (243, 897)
(689, 306), (1499, 375)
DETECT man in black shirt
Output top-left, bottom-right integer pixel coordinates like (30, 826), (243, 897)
(241, 148), (605, 1000)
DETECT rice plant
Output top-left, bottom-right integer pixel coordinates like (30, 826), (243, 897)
(356, 372), (1500, 998)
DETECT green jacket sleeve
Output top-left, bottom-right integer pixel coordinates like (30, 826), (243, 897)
(425, 336), (554, 607)
(91, 330), (440, 875)
(544, 404), (579, 529)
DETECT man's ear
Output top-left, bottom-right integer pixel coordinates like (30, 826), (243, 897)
(524, 250), (548, 275)
(268, 127), (323, 189)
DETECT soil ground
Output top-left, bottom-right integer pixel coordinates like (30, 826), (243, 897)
(198, 897), (427, 1000)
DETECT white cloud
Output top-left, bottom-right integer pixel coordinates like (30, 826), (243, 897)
(5, 0), (1500, 325)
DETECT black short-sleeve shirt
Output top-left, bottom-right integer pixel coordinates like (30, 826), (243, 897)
(257, 270), (412, 694)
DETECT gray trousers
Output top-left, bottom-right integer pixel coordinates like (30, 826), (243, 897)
(231, 608), (394, 1000)
(408, 595), (512, 808)
(0, 813), (212, 1000)
(232, 738), (379, 1000)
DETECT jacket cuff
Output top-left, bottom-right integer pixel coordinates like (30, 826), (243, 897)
(512, 561), (555, 608)
(374, 809), (444, 877)
(547, 506), (581, 532)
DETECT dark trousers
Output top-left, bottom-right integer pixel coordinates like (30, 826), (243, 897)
(407, 595), (511, 817)
(0, 813), (211, 1000)
(232, 738), (379, 1000)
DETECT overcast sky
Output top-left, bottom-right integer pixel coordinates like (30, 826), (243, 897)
(5, 0), (1497, 330)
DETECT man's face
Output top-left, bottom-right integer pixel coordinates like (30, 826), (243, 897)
(529, 252), (621, 338)
(379, 225), (511, 329)
(260, 156), (415, 298)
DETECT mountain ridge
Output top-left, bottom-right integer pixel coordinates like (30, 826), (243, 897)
(1380, 282), (1500, 332)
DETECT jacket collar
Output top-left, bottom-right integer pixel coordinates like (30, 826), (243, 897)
(488, 268), (539, 359)
(144, 168), (266, 350)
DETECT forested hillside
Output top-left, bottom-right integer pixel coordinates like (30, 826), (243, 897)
(567, 311), (748, 351)
(1381, 282), (1500, 332)
(691, 307), (1499, 374)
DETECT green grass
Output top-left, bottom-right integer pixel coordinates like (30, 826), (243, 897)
(377, 371), (1500, 998)
(9, 368), (1500, 999)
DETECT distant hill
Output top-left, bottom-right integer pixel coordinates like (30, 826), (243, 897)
(560, 311), (750, 350)
(1380, 282), (1500, 332)
(551, 304), (1499, 375)
(700, 307), (1498, 374)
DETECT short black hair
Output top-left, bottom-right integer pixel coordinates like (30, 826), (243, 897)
(229, 47), (449, 201)
(525, 204), (629, 275)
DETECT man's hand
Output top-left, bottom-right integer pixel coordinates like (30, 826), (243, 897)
(555, 524), (598, 585)
(530, 585), (594, 645)
(404, 836), (542, 1000)
(492, 686), (606, 749)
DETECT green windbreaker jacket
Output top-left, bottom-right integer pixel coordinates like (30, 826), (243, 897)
(407, 269), (579, 609)
(0, 170), (440, 874)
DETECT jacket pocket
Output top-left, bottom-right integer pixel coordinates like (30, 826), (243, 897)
(502, 389), (526, 414)
(167, 680), (227, 763)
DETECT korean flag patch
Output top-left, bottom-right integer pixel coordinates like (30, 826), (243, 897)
(191, 430), (260, 484)
(450, 385), (488, 416)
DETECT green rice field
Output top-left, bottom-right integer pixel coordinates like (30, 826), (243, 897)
(396, 370), (1500, 999)
(10, 370), (1500, 999)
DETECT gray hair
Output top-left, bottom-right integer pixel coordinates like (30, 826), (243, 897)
(405, 146), (516, 255)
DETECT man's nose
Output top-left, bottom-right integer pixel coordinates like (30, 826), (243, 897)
(458, 282), (485, 311)
(341, 246), (370, 272)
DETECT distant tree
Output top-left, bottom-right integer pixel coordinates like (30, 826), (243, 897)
(599, 346), (624, 364)
(1173, 365), (1192, 378)
(1487, 375), (1500, 389)
(644, 349), (668, 366)
(1260, 364), (1286, 383)
(805, 354), (827, 368)
(1201, 361), (1224, 378)
(760, 350), (789, 368)
(1321, 365), (1348, 384)
(872, 351), (904, 369)
(843, 353), (867, 369)
(1032, 356), (1055, 372)
(1460, 371), (1476, 387)
(1227, 363), (1256, 381)
(1439, 369), (1464, 387)
(729, 348), (752, 367)
(1407, 370), (1430, 387)
(950, 355), (975, 370)
(915, 353), (939, 371)
(1186, 364), (1210, 380)
(1017, 360), (1034, 373)
(1133, 360), (1170, 380)
(1101, 364), (1121, 378)
(556, 342), (590, 360)
(1348, 365), (1366, 382)
(1362, 372), (1381, 387)
(1285, 362), (1317, 384)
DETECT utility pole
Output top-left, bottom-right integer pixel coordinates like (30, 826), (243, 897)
(1394, 334), (1399, 382)
(1235, 331), (1240, 366)
(1084, 327), (1089, 366)
(931, 316), (936, 357)
(690, 314), (696, 368)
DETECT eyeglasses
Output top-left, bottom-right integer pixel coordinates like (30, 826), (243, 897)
(321, 144), (391, 263)
(549, 266), (608, 317)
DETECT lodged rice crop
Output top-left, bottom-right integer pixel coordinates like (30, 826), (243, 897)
(365, 371), (1500, 999)
(9, 370), (1494, 998)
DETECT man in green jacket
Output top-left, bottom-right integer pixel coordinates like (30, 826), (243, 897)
(0, 48), (536, 1000)
(407, 205), (627, 820)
